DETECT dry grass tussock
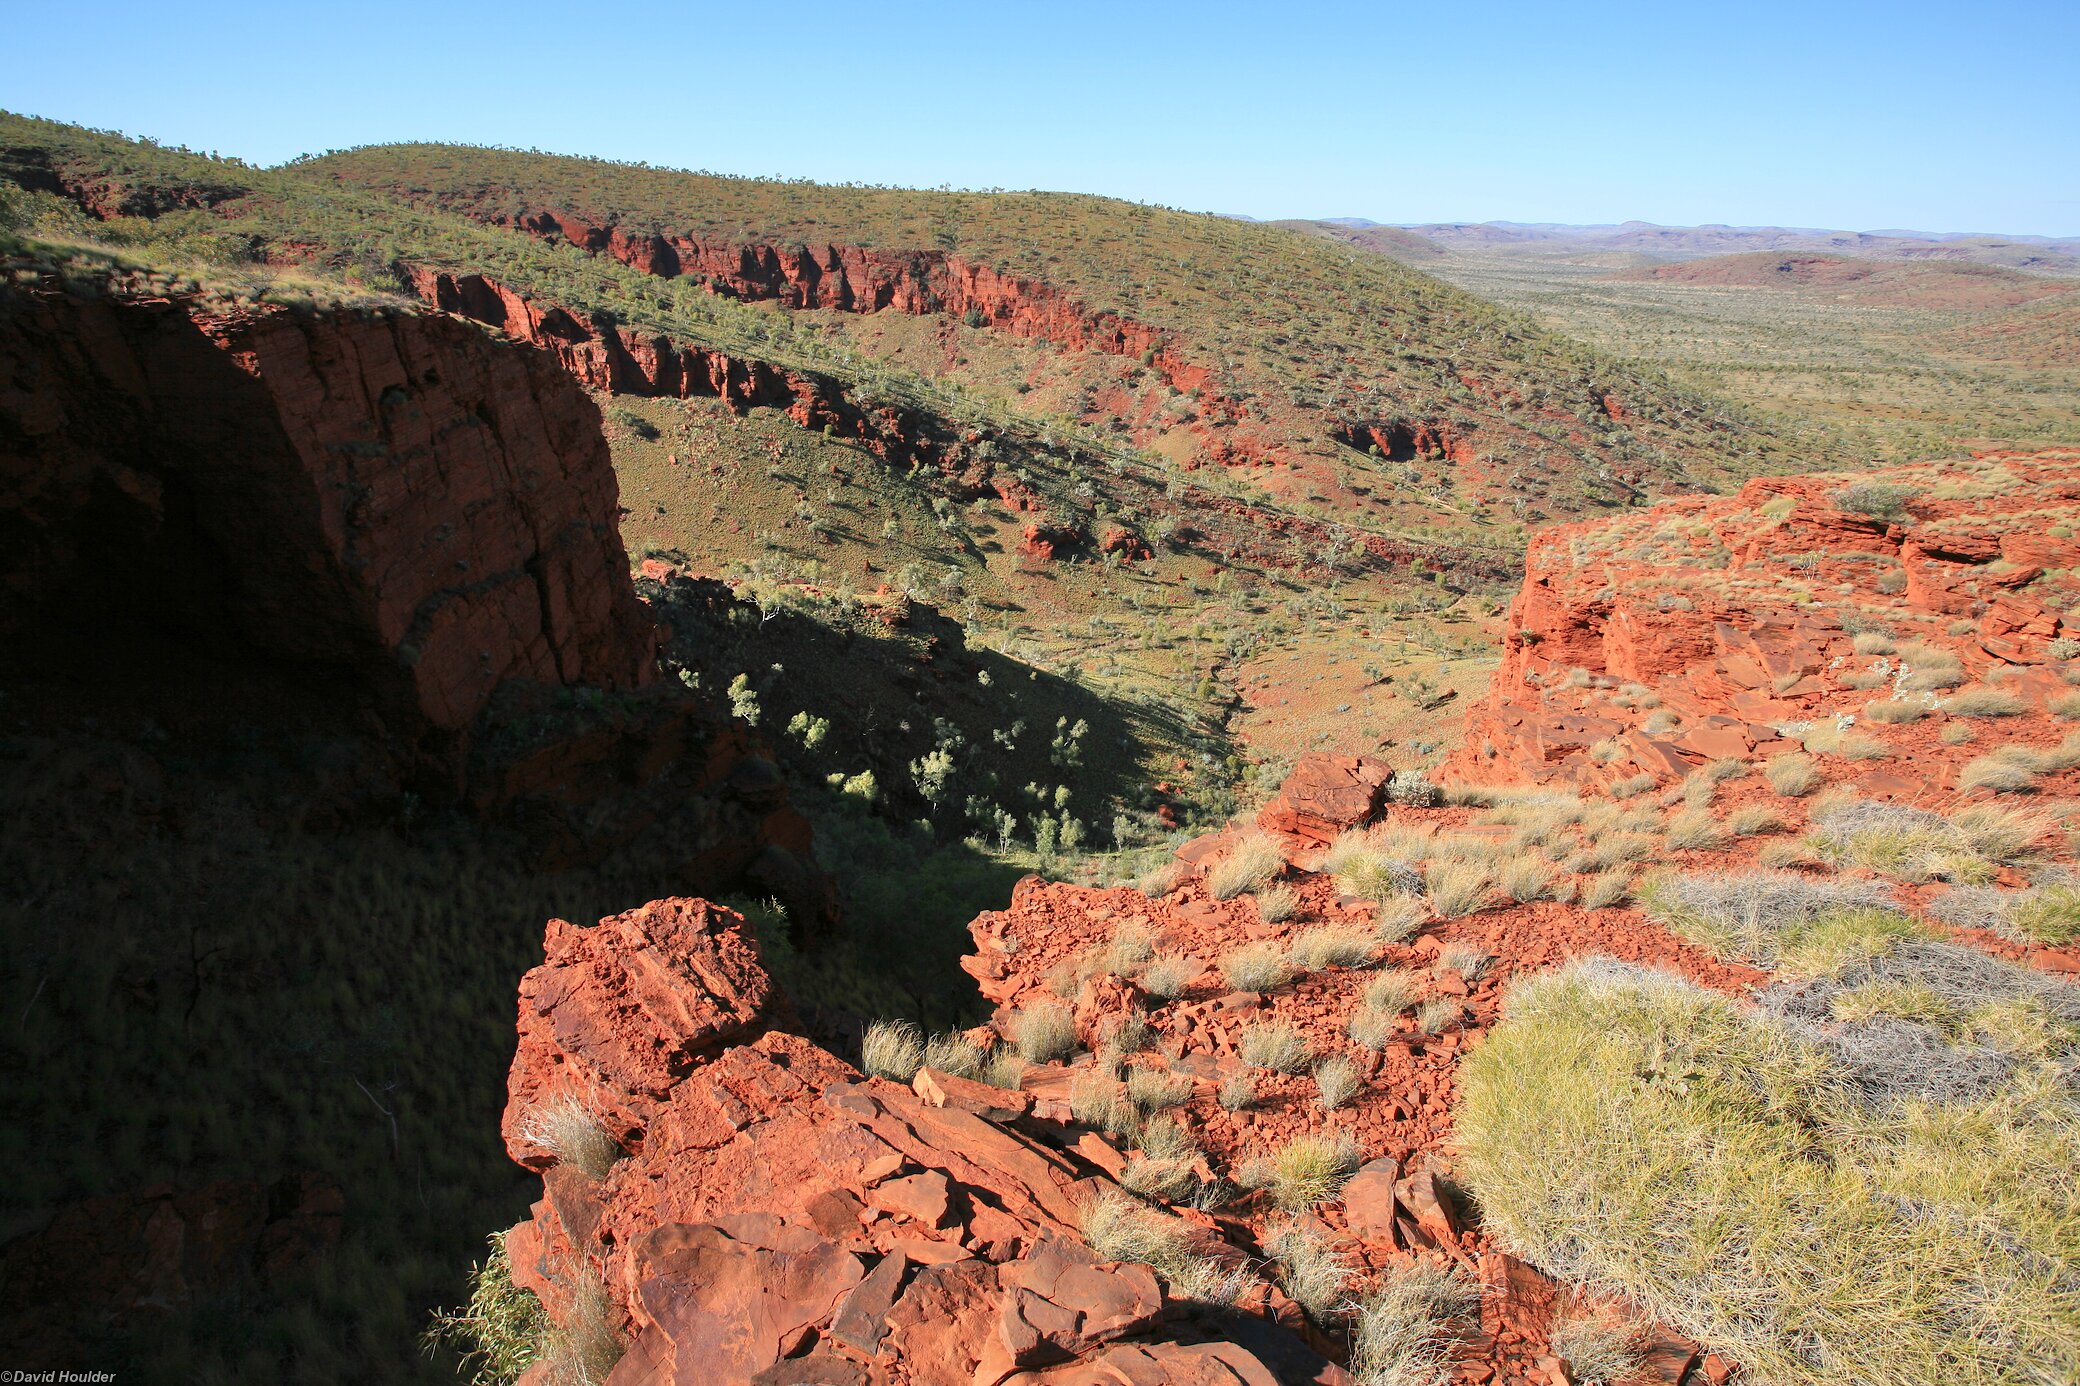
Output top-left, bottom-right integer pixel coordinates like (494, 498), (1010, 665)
(1078, 1190), (1251, 1305)
(1011, 1001), (1078, 1061)
(1219, 941), (1293, 992)
(517, 1092), (620, 1180)
(1458, 960), (2080, 1386)
(1763, 752), (1822, 796)
(1268, 1129), (1363, 1210)
(1208, 833), (1284, 900)
(1930, 880), (2080, 947)
(1425, 859), (1492, 918)
(1291, 924), (1375, 970)
(1347, 1260), (1478, 1386)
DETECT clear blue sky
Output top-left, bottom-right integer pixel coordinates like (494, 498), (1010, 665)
(8, 0), (2076, 235)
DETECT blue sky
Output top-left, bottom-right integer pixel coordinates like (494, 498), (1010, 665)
(8, 0), (2076, 234)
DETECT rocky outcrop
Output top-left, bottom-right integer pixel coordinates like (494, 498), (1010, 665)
(0, 274), (655, 739)
(497, 899), (1347, 1385)
(1256, 753), (1394, 847)
(1447, 451), (2080, 788)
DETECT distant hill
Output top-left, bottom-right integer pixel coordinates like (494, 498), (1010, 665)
(1609, 252), (2080, 311)
(1398, 220), (2080, 273)
(1270, 218), (1447, 261)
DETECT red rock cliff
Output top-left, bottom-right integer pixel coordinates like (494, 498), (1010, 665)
(0, 276), (656, 735)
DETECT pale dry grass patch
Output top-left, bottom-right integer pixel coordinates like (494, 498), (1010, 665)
(1291, 925), (1375, 970)
(1268, 1130), (1362, 1210)
(1458, 961), (2080, 1386)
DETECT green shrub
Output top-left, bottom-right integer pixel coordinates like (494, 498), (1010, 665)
(1832, 482), (1916, 523)
(421, 1233), (547, 1385)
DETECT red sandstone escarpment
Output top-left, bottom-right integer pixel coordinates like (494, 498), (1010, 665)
(1446, 450), (2080, 790)
(0, 273), (654, 737)
(405, 266), (980, 485)
(404, 266), (1511, 589)
(412, 205), (1295, 470)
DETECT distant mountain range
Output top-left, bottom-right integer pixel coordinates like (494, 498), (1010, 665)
(1293, 218), (2080, 272)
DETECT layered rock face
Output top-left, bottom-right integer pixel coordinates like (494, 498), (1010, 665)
(1448, 450), (2080, 789)
(0, 276), (655, 738)
(498, 898), (1349, 1385)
